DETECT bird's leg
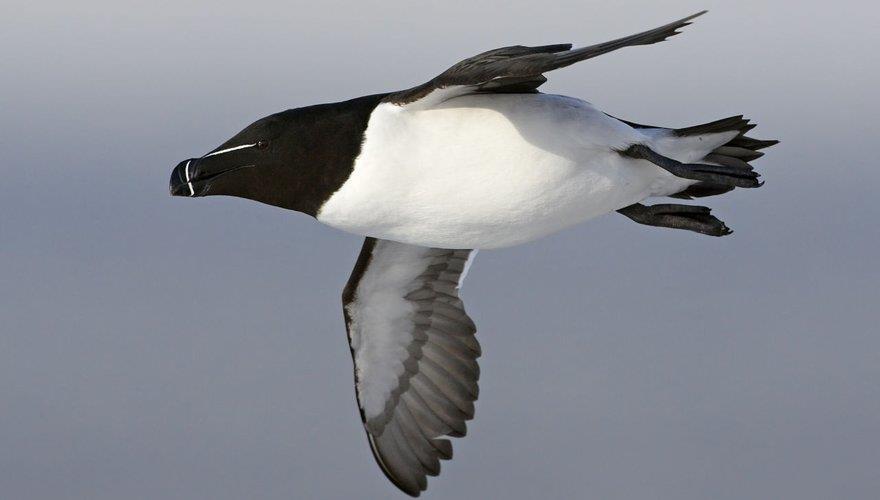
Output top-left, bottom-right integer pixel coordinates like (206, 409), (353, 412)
(621, 144), (762, 188)
(617, 203), (732, 237)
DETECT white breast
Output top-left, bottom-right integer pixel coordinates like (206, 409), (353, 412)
(317, 94), (681, 249)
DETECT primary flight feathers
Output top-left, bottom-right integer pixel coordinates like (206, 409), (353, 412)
(343, 239), (479, 495)
(389, 11), (706, 105)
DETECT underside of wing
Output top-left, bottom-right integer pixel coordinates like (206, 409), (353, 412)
(342, 238), (480, 496)
(385, 11), (706, 107)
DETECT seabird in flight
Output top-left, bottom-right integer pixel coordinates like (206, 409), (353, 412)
(169, 10), (777, 496)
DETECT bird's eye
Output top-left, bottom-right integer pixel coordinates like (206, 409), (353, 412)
(257, 140), (270, 149)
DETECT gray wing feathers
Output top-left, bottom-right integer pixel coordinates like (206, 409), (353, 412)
(550, 10), (706, 66)
(343, 239), (480, 497)
(387, 11), (706, 105)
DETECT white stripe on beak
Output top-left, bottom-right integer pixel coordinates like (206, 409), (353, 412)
(184, 160), (195, 196)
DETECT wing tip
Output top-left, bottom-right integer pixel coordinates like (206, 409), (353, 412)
(366, 432), (427, 497)
(686, 10), (709, 21)
(658, 10), (709, 41)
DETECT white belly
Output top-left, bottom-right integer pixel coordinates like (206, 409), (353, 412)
(317, 94), (689, 249)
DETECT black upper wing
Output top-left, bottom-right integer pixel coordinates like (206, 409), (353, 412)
(386, 11), (706, 106)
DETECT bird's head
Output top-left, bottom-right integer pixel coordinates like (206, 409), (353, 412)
(169, 94), (385, 216)
(169, 109), (313, 212)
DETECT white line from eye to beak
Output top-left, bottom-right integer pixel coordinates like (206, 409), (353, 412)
(188, 143), (257, 196)
(203, 143), (257, 158)
(184, 160), (195, 196)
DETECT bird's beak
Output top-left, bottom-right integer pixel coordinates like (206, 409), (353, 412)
(169, 158), (200, 197)
(169, 156), (258, 198)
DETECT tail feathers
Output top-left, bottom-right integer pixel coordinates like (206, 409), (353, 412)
(673, 115), (754, 137)
(728, 135), (780, 151)
(671, 116), (778, 199)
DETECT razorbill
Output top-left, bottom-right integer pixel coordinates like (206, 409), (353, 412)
(169, 11), (777, 496)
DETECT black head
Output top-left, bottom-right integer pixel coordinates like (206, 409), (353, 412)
(169, 93), (387, 217)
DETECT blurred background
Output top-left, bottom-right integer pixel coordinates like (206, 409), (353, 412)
(2, 1), (878, 498)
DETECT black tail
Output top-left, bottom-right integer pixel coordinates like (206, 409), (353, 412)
(671, 116), (779, 199)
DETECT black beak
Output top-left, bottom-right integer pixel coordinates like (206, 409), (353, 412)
(170, 155), (260, 198)
(169, 158), (199, 197)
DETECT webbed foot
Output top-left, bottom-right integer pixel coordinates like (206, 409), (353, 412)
(622, 144), (762, 188)
(617, 203), (732, 237)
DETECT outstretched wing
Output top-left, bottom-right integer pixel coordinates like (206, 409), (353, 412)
(386, 10), (706, 108)
(342, 237), (480, 497)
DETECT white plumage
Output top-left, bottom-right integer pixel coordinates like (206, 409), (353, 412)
(318, 92), (732, 249)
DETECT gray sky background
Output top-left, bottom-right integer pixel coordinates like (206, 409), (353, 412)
(2, 1), (878, 498)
